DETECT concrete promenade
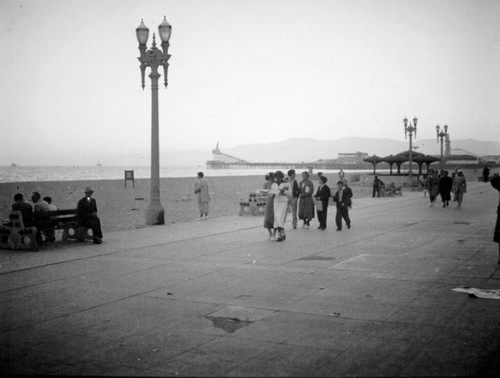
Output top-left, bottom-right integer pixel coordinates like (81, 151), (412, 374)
(1, 182), (499, 376)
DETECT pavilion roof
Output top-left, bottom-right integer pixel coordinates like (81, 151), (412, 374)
(363, 154), (384, 164)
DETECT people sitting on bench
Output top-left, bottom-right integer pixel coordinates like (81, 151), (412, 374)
(32, 191), (55, 242)
(77, 186), (103, 244)
(43, 196), (58, 211)
(12, 193), (33, 227)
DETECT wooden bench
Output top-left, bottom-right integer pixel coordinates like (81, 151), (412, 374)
(31, 209), (94, 242)
(0, 209), (94, 251)
(385, 185), (403, 197)
(239, 192), (267, 216)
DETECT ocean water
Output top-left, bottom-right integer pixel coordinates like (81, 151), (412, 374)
(0, 165), (375, 183)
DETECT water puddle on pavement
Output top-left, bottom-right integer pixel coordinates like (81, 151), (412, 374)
(205, 316), (253, 333)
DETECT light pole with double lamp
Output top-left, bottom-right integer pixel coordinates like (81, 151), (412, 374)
(403, 117), (418, 181)
(436, 124), (449, 171)
(136, 17), (172, 225)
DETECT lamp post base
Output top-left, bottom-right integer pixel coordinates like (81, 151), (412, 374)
(145, 202), (165, 225)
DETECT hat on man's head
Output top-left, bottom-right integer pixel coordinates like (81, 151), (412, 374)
(84, 186), (94, 193)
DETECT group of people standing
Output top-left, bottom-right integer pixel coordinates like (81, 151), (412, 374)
(425, 168), (467, 208)
(263, 170), (352, 241)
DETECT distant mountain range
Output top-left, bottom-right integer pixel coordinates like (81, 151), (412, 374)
(210, 137), (500, 164)
(3, 137), (498, 167)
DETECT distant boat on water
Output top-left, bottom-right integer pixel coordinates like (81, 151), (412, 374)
(96, 160), (102, 167)
(10, 163), (17, 167)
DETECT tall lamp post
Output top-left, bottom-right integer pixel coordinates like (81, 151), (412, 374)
(403, 117), (418, 181)
(436, 124), (448, 171)
(136, 17), (172, 225)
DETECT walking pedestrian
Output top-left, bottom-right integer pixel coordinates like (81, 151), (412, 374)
(332, 180), (352, 231)
(490, 173), (500, 264)
(426, 169), (440, 207)
(338, 169), (345, 181)
(438, 170), (453, 207)
(271, 171), (291, 242)
(454, 170), (467, 208)
(314, 175), (331, 230)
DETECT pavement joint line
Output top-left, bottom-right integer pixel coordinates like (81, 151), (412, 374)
(293, 220), (427, 261)
(0, 222), (264, 276)
(0, 259), (175, 295)
(1, 259), (250, 325)
(0, 260), (249, 333)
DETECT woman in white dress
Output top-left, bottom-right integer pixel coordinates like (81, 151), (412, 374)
(270, 171), (291, 242)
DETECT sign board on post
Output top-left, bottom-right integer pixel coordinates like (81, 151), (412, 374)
(124, 170), (135, 188)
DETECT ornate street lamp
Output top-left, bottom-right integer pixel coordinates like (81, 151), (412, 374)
(436, 124), (449, 170)
(136, 17), (172, 225)
(403, 117), (418, 181)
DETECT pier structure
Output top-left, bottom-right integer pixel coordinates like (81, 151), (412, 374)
(206, 142), (372, 171)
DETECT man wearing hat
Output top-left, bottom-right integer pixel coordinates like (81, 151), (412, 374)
(77, 186), (103, 244)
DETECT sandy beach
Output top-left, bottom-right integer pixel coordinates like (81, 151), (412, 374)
(0, 173), (378, 233)
(2, 167), (486, 234)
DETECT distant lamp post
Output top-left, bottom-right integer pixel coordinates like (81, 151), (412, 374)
(403, 116), (418, 181)
(136, 17), (172, 225)
(436, 124), (449, 170)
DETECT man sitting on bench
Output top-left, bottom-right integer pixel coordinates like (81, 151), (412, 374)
(32, 191), (55, 243)
(12, 193), (33, 226)
(77, 186), (103, 244)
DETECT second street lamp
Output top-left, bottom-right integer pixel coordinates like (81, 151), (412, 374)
(403, 116), (418, 181)
(136, 17), (172, 225)
(436, 124), (449, 171)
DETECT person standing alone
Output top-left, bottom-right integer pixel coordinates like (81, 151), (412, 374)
(314, 175), (331, 230)
(298, 171), (315, 228)
(195, 172), (211, 220)
(483, 165), (490, 183)
(372, 176), (383, 198)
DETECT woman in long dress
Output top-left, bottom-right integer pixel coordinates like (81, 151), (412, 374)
(263, 172), (276, 240)
(270, 171), (291, 241)
(298, 171), (315, 228)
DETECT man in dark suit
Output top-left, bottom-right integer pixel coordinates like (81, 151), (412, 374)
(372, 176), (384, 198)
(333, 180), (352, 231)
(314, 175), (331, 230)
(77, 186), (103, 244)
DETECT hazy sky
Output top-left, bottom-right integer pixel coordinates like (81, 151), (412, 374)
(1, 0), (499, 165)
